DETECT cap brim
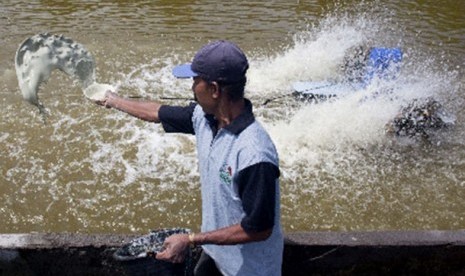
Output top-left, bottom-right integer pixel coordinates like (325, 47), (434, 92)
(172, 63), (198, 78)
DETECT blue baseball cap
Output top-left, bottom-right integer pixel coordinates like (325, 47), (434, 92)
(172, 40), (249, 83)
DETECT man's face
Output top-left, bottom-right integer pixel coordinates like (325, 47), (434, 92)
(192, 76), (217, 114)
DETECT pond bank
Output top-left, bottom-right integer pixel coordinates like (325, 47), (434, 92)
(1, 230), (465, 275)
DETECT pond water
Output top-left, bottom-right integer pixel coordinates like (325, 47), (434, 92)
(1, 0), (464, 234)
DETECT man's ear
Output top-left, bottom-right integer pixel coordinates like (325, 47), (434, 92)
(210, 81), (221, 99)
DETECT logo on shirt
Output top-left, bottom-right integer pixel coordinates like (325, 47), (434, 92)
(219, 163), (232, 185)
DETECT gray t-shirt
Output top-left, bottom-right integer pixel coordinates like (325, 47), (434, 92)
(159, 100), (283, 275)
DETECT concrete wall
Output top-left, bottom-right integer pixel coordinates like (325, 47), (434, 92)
(1, 231), (465, 275)
(283, 230), (465, 275)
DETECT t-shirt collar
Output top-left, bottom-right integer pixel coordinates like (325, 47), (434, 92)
(204, 99), (255, 135)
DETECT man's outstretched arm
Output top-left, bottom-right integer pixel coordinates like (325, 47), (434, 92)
(98, 91), (162, 122)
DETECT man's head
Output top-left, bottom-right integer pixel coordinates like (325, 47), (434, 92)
(173, 40), (249, 101)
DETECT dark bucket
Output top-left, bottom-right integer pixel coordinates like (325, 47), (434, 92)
(113, 228), (201, 276)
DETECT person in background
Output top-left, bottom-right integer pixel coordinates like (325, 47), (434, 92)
(97, 40), (283, 276)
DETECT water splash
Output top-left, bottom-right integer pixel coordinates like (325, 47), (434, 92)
(244, 4), (463, 231)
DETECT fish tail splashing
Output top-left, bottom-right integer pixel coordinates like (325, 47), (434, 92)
(14, 33), (96, 117)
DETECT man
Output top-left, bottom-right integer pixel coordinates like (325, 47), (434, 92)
(98, 40), (283, 275)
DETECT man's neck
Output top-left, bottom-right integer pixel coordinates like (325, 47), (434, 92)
(215, 98), (245, 129)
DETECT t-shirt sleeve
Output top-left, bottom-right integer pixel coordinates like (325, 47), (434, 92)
(236, 162), (280, 233)
(158, 103), (196, 134)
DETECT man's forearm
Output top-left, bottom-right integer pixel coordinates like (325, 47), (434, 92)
(193, 224), (272, 246)
(106, 94), (162, 122)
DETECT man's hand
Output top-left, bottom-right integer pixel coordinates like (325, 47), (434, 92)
(155, 234), (190, 263)
(95, 90), (117, 108)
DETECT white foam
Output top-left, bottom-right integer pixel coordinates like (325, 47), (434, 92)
(247, 17), (366, 96)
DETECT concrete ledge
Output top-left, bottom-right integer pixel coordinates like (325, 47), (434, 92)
(285, 230), (465, 246)
(0, 233), (138, 249)
(1, 231), (465, 275)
